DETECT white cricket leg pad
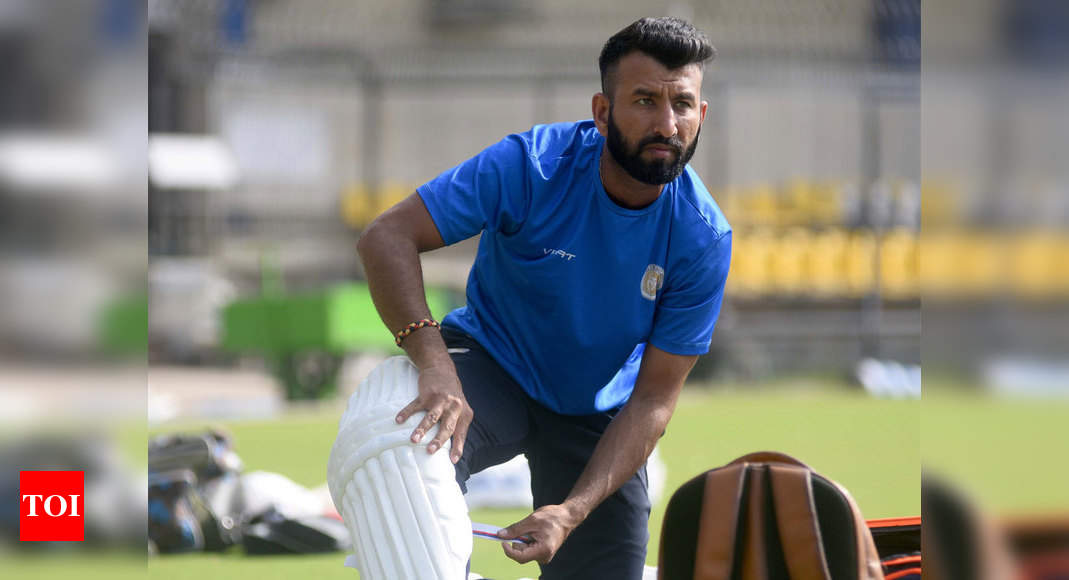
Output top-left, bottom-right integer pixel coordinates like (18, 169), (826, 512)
(327, 356), (472, 579)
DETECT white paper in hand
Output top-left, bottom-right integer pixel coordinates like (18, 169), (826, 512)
(471, 522), (532, 544)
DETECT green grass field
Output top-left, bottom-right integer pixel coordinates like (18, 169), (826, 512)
(145, 385), (920, 579)
(922, 391), (1069, 514)
(11, 384), (1064, 579)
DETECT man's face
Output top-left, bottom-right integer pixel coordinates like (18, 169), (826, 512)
(601, 52), (707, 185)
(606, 105), (701, 185)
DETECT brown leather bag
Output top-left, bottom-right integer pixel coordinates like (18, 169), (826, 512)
(657, 451), (884, 580)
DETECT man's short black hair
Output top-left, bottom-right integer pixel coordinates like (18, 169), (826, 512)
(598, 17), (716, 96)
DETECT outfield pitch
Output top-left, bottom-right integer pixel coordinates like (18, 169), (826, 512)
(144, 384), (920, 579)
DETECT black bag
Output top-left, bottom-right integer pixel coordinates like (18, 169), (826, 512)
(658, 451), (884, 580)
(148, 430), (243, 480)
(148, 430), (245, 553)
(867, 517), (920, 579)
(148, 469), (209, 553)
(241, 508), (350, 555)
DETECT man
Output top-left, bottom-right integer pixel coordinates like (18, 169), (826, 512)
(357, 17), (731, 579)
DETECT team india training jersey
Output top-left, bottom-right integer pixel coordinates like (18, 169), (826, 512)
(418, 120), (731, 415)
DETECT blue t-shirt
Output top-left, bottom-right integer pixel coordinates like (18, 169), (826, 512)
(418, 120), (731, 415)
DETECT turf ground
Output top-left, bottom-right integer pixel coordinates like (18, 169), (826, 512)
(10, 382), (1064, 579)
(144, 384), (921, 579)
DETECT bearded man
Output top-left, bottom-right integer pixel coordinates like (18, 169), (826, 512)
(356, 17), (732, 579)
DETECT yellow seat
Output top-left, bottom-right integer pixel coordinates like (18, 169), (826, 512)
(880, 228), (918, 299)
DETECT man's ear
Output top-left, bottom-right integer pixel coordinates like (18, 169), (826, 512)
(699, 100), (708, 126)
(592, 93), (610, 137)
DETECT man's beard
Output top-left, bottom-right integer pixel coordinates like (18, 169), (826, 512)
(606, 107), (700, 185)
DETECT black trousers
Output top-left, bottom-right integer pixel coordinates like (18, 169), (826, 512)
(443, 326), (651, 580)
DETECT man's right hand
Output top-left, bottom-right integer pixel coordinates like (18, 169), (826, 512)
(395, 364), (473, 464)
(356, 193), (471, 463)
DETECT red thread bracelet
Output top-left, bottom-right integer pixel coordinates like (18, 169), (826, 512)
(395, 318), (440, 347)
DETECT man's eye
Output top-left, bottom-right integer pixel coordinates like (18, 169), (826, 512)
(636, 98), (653, 105)
(675, 101), (693, 109)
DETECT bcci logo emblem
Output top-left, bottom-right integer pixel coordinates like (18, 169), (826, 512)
(640, 264), (664, 301)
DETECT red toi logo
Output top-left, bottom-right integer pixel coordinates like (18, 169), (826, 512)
(20, 471), (84, 542)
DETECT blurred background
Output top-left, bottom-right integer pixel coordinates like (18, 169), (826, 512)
(0, 0), (147, 577)
(0, 0), (1065, 578)
(922, 1), (1069, 577)
(144, 0), (921, 395)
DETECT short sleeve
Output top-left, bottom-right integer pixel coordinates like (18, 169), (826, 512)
(416, 134), (531, 245)
(649, 230), (732, 355)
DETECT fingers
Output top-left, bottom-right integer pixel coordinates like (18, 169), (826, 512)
(499, 507), (570, 564)
(496, 520), (536, 545)
(498, 514), (537, 541)
(425, 395), (470, 456)
(396, 393), (473, 458)
(497, 523), (517, 540)
(395, 397), (421, 425)
(413, 405), (443, 446)
(395, 395), (438, 445)
(425, 410), (453, 454)
(449, 408), (473, 464)
(502, 538), (549, 564)
(502, 539), (529, 562)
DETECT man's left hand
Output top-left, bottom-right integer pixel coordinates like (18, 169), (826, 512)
(498, 504), (581, 564)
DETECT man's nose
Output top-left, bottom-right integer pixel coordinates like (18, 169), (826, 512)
(653, 104), (678, 139)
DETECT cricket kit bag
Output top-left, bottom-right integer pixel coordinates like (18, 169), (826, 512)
(658, 451), (884, 580)
(242, 506), (351, 555)
(148, 430), (245, 553)
(867, 517), (920, 579)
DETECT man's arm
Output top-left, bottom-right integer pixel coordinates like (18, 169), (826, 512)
(356, 193), (473, 464)
(499, 344), (697, 564)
